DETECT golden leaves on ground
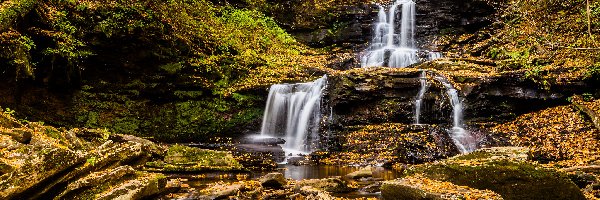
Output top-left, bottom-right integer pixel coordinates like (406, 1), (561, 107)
(395, 175), (503, 200)
(490, 104), (600, 167)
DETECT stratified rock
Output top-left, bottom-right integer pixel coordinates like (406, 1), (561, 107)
(240, 137), (286, 145)
(409, 147), (586, 200)
(345, 166), (373, 179)
(0, 113), (169, 199)
(295, 178), (354, 193)
(259, 172), (287, 189)
(95, 172), (167, 200)
(381, 175), (503, 200)
(144, 145), (243, 172)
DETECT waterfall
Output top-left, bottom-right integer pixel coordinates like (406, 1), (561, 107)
(434, 75), (477, 153)
(414, 71), (429, 124)
(361, 0), (418, 68)
(428, 52), (443, 60)
(260, 76), (327, 155)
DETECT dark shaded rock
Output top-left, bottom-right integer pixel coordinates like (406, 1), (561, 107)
(259, 172), (287, 189)
(235, 143), (285, 164)
(568, 172), (598, 189)
(322, 123), (458, 166)
(239, 136), (286, 145)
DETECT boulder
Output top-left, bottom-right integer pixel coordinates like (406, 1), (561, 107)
(295, 178), (354, 193)
(144, 145), (243, 172)
(381, 175), (503, 200)
(346, 166), (373, 179)
(259, 172), (287, 189)
(408, 147), (586, 200)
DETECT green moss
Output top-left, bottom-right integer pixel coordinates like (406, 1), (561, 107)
(454, 151), (493, 160)
(411, 160), (585, 200)
(145, 145), (243, 172)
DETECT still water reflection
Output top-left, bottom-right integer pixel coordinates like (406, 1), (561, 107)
(278, 165), (400, 180)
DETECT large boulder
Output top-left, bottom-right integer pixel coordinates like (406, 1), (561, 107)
(144, 145), (243, 172)
(295, 178), (354, 193)
(381, 175), (503, 200)
(407, 147), (586, 200)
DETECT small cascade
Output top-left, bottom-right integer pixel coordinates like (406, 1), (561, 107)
(414, 71), (429, 124)
(361, 0), (418, 68)
(434, 75), (477, 153)
(428, 52), (443, 60)
(260, 76), (327, 156)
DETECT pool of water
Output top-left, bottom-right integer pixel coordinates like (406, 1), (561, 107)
(277, 165), (400, 180)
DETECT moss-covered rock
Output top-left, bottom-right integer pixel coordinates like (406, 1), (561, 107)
(381, 175), (503, 200)
(144, 144), (243, 172)
(407, 147), (586, 200)
(0, 112), (169, 199)
(295, 178), (354, 193)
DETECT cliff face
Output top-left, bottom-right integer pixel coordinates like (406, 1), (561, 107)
(0, 0), (502, 143)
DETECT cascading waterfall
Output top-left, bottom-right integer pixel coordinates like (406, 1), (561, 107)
(434, 76), (477, 153)
(260, 76), (327, 156)
(361, 0), (418, 68)
(414, 70), (429, 124)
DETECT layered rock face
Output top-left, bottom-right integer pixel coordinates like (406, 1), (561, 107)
(268, 0), (498, 50)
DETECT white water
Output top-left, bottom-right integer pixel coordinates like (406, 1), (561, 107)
(434, 76), (477, 153)
(361, 0), (418, 68)
(414, 71), (429, 124)
(260, 76), (327, 156)
(428, 52), (443, 60)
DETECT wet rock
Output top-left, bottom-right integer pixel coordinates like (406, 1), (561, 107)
(235, 144), (285, 164)
(345, 166), (373, 179)
(240, 137), (286, 145)
(360, 182), (381, 193)
(299, 186), (336, 200)
(408, 147), (586, 200)
(295, 178), (354, 193)
(381, 175), (503, 200)
(259, 172), (287, 189)
(287, 156), (315, 166)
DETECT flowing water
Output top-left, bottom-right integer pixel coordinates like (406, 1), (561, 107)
(361, 0), (418, 68)
(260, 76), (327, 156)
(414, 70), (429, 124)
(428, 51), (443, 60)
(434, 75), (477, 153)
